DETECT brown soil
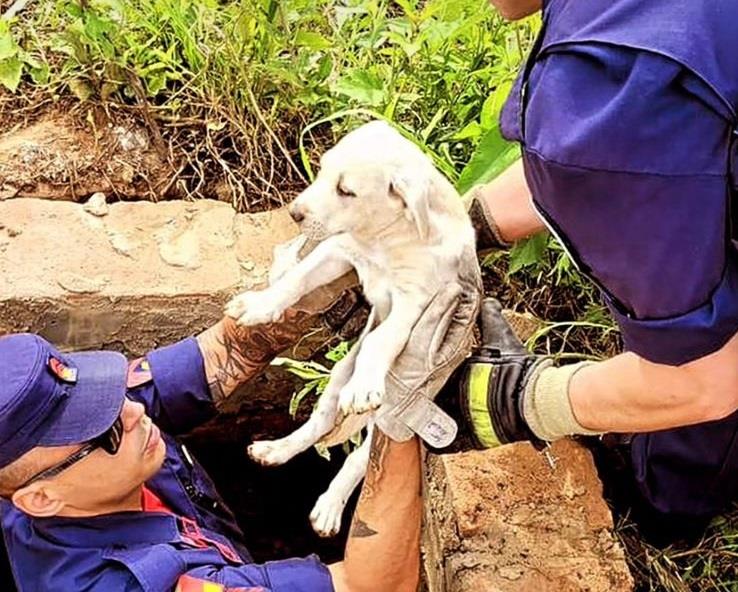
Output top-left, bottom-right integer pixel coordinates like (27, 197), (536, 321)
(0, 110), (173, 201)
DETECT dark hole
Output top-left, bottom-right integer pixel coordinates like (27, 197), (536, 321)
(186, 437), (359, 564)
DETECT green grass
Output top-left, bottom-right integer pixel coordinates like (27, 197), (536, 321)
(619, 508), (738, 591)
(1, 0), (536, 208)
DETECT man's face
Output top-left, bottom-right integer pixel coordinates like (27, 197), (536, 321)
(15, 398), (167, 516)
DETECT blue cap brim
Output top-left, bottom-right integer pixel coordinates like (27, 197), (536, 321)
(37, 351), (127, 447)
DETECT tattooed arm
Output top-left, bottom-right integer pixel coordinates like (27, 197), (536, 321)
(196, 273), (360, 405)
(329, 432), (422, 592)
(196, 310), (313, 405)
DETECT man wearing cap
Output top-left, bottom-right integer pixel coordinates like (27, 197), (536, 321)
(0, 267), (479, 591)
(451, 0), (738, 543)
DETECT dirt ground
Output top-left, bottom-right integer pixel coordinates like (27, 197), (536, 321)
(0, 109), (174, 201)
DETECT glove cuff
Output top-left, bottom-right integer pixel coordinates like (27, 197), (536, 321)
(522, 361), (604, 442)
(457, 353), (549, 450)
(466, 185), (512, 253)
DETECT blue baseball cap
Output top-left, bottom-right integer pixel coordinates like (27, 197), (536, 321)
(0, 334), (128, 469)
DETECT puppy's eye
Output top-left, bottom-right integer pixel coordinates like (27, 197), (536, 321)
(337, 183), (356, 198)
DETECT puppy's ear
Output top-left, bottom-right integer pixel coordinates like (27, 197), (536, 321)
(390, 172), (431, 241)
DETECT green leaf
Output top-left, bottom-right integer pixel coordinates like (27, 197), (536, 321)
(316, 54), (333, 81)
(325, 340), (350, 362)
(480, 80), (512, 130)
(295, 30), (332, 51)
(508, 233), (550, 276)
(288, 379), (323, 417)
(456, 123), (520, 195)
(0, 26), (18, 61)
(271, 357), (330, 381)
(452, 121), (482, 141)
(68, 78), (94, 101)
(29, 64), (50, 85)
(333, 69), (386, 106)
(0, 58), (23, 92)
(146, 71), (168, 95)
(314, 443), (331, 461)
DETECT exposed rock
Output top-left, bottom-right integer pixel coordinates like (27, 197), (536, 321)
(0, 198), (296, 351)
(0, 113), (172, 201)
(83, 192), (109, 217)
(423, 441), (634, 592)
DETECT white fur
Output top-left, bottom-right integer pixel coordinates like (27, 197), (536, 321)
(226, 121), (475, 536)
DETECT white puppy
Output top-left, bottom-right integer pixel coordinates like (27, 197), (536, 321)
(226, 121), (475, 536)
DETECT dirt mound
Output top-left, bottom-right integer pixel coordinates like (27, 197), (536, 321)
(0, 112), (173, 201)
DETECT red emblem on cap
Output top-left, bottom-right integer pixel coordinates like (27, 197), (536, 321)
(48, 357), (78, 384)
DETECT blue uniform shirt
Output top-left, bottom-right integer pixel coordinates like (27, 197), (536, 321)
(501, 0), (738, 365)
(1, 338), (335, 592)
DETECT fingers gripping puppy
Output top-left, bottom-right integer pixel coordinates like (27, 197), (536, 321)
(226, 120), (476, 535)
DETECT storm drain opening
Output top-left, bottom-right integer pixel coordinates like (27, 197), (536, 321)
(186, 434), (358, 565)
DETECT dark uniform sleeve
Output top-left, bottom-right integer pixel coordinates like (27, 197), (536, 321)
(177, 555), (335, 592)
(126, 337), (216, 435)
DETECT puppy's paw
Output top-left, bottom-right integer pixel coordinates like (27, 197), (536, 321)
(247, 440), (294, 467)
(225, 290), (285, 326)
(338, 377), (385, 415)
(310, 491), (346, 538)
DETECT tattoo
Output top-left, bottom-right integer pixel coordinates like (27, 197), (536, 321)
(348, 431), (391, 540)
(198, 309), (313, 404)
(349, 518), (378, 538)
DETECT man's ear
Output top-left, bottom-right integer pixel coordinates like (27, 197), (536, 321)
(12, 483), (66, 518)
(389, 171), (431, 241)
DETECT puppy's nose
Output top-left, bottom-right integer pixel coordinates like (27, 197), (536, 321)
(289, 204), (305, 223)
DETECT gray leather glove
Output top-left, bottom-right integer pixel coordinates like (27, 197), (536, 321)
(375, 248), (482, 446)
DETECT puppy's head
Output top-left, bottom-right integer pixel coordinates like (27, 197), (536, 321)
(290, 121), (439, 242)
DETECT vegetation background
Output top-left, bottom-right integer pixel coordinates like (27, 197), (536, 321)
(1, 0), (736, 589)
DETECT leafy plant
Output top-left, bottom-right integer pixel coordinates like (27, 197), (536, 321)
(271, 340), (361, 459)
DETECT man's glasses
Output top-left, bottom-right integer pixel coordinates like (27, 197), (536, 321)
(18, 416), (124, 490)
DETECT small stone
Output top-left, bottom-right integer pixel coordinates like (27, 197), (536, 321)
(0, 185), (18, 200)
(83, 192), (109, 217)
(158, 231), (201, 269)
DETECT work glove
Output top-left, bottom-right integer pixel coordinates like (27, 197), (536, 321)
(449, 297), (550, 449)
(462, 185), (512, 254)
(372, 245), (482, 446)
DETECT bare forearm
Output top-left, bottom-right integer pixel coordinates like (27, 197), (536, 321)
(196, 312), (313, 403)
(330, 433), (422, 592)
(197, 271), (359, 403)
(478, 160), (546, 242)
(570, 331), (738, 433)
(488, 0), (542, 20)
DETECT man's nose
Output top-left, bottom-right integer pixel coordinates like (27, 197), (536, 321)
(289, 203), (305, 223)
(120, 399), (146, 431)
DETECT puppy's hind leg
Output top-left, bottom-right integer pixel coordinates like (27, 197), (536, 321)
(248, 345), (359, 467)
(310, 423), (373, 538)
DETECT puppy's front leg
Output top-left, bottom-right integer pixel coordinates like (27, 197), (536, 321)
(226, 235), (352, 326)
(339, 292), (429, 414)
